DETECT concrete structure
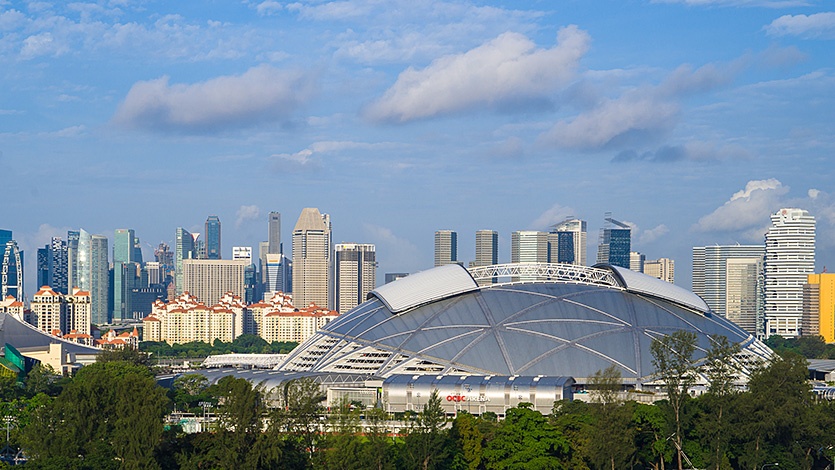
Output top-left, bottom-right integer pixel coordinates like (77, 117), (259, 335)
(292, 208), (331, 309)
(181, 259), (248, 306)
(334, 243), (376, 314)
(692, 245), (764, 337)
(764, 208), (816, 338)
(803, 273), (835, 342)
(644, 258), (675, 284)
(434, 230), (458, 267)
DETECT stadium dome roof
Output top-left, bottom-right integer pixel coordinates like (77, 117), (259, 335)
(280, 263), (770, 384)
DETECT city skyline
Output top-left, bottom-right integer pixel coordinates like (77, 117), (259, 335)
(1, 1), (834, 290)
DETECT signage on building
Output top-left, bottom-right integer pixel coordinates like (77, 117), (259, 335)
(446, 394), (489, 402)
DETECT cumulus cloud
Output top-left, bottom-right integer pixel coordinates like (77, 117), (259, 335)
(235, 205), (260, 228)
(365, 26), (590, 122)
(765, 12), (835, 39)
(639, 224), (670, 244)
(694, 178), (788, 233)
(20, 32), (69, 58)
(112, 65), (316, 133)
(542, 92), (679, 150)
(530, 203), (576, 230)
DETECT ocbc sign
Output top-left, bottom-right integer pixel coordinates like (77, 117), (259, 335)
(446, 394), (489, 402)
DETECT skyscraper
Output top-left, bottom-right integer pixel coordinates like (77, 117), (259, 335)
(37, 247), (50, 290)
(334, 243), (376, 314)
(268, 211), (281, 254)
(67, 230), (80, 291)
(511, 231), (549, 282)
(113, 229), (137, 320)
(205, 215), (221, 259)
(434, 230), (458, 267)
(693, 245), (764, 337)
(50, 237), (68, 294)
(175, 227), (196, 295)
(764, 208), (816, 338)
(292, 208), (331, 309)
(630, 252), (645, 273)
(596, 216), (631, 269)
(90, 234), (109, 324)
(474, 230), (499, 285)
(551, 218), (587, 265)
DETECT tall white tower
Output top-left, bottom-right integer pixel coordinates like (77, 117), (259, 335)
(334, 243), (376, 314)
(764, 208), (815, 338)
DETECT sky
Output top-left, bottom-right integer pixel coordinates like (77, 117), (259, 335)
(1, 0), (834, 292)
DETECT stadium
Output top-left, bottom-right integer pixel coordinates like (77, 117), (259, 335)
(200, 262), (772, 415)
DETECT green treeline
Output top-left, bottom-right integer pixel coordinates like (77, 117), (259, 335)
(2, 339), (835, 469)
(139, 334), (298, 359)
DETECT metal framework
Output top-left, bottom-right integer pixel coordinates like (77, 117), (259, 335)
(1, 241), (22, 300)
(203, 353), (288, 369)
(467, 262), (621, 288)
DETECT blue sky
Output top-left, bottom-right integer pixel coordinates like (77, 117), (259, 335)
(2, 0), (834, 290)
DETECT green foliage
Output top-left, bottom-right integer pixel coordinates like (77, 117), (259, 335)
(140, 335), (298, 359)
(400, 389), (454, 470)
(483, 404), (569, 469)
(97, 347), (152, 367)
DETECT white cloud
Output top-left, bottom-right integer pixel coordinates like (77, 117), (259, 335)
(764, 12), (835, 39)
(362, 223), (421, 271)
(694, 178), (788, 233)
(112, 65), (316, 133)
(542, 92), (679, 150)
(366, 26), (590, 122)
(235, 205), (261, 228)
(255, 1), (283, 16)
(639, 224), (670, 244)
(20, 32), (68, 58)
(530, 203), (576, 230)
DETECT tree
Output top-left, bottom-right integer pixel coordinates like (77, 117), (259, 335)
(587, 365), (634, 470)
(650, 330), (698, 470)
(697, 335), (741, 469)
(400, 389), (453, 470)
(271, 377), (326, 460)
(483, 403), (569, 469)
(450, 412), (484, 470)
(96, 347), (152, 368)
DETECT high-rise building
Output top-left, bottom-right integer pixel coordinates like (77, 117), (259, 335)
(292, 208), (331, 309)
(2, 240), (23, 301)
(334, 243), (376, 314)
(67, 230), (80, 291)
(50, 237), (68, 294)
(268, 211), (281, 254)
(802, 273), (835, 342)
(175, 227), (196, 295)
(551, 218), (587, 265)
(764, 208), (816, 338)
(181, 259), (249, 306)
(473, 230), (499, 285)
(693, 245), (764, 337)
(629, 252), (645, 273)
(205, 215), (221, 259)
(434, 230), (458, 267)
(511, 231), (549, 282)
(264, 253), (290, 294)
(0, 230), (11, 249)
(37, 247), (50, 290)
(91, 234), (109, 325)
(644, 258), (675, 284)
(597, 216), (631, 268)
(385, 273), (409, 284)
(113, 229), (137, 321)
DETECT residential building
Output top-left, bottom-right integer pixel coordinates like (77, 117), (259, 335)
(205, 215), (221, 259)
(434, 230), (458, 267)
(181, 259), (248, 306)
(29, 286), (91, 337)
(693, 245), (764, 337)
(764, 208), (816, 338)
(803, 273), (835, 342)
(292, 208), (331, 309)
(334, 243), (376, 314)
(644, 258), (675, 284)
